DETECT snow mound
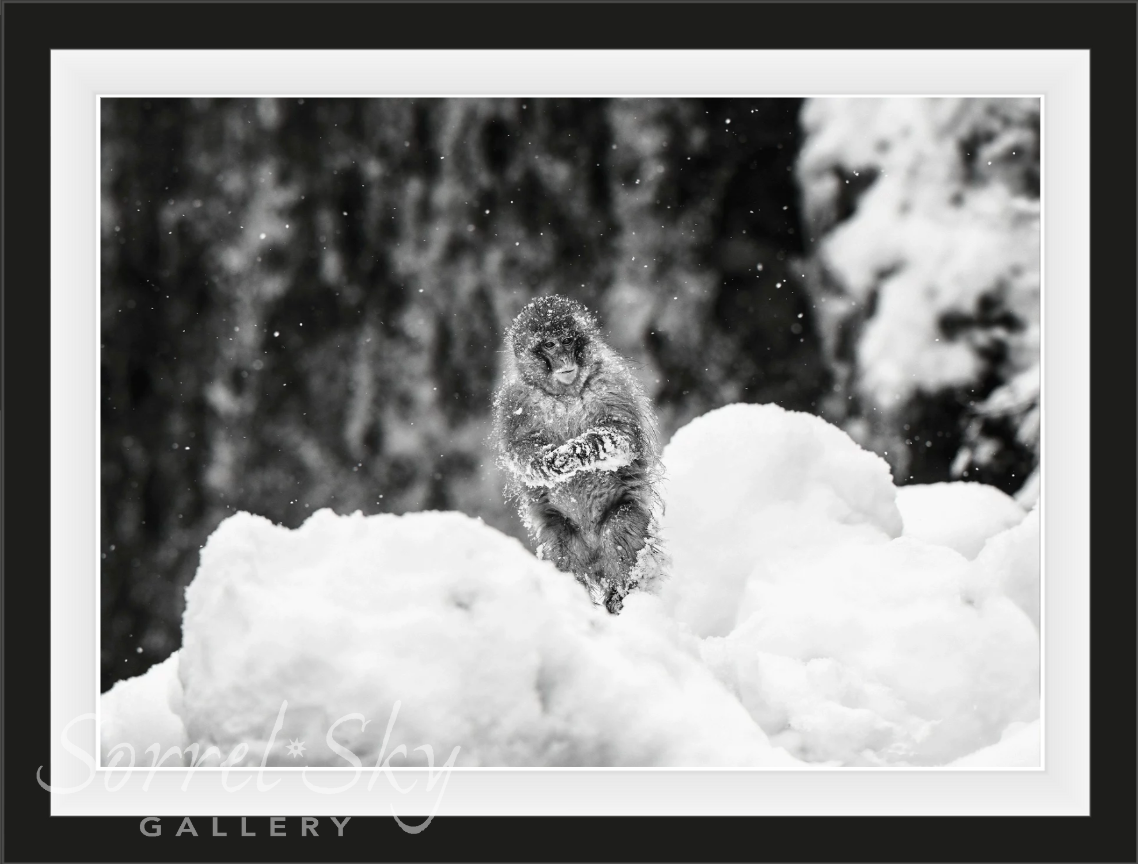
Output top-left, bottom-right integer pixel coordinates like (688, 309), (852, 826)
(659, 403), (903, 638)
(963, 508), (1040, 630)
(897, 482), (1027, 559)
(174, 509), (795, 768)
(100, 652), (187, 763)
(658, 403), (1038, 766)
(948, 719), (1040, 768)
(700, 538), (1038, 766)
(101, 403), (1039, 768)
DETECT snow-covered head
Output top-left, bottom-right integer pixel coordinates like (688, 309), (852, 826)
(507, 295), (602, 395)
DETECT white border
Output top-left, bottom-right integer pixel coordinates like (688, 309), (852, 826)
(51, 49), (1088, 816)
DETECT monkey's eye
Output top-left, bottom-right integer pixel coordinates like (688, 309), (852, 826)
(561, 336), (574, 346)
(542, 339), (556, 349)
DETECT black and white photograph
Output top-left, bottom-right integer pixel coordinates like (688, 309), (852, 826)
(98, 96), (1042, 770)
(7, 0), (1137, 859)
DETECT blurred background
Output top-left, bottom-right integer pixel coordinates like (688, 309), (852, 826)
(101, 97), (1040, 690)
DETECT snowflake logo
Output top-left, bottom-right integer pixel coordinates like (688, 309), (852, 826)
(285, 738), (306, 758)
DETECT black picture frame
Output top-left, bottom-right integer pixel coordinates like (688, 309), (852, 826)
(3, 2), (1135, 862)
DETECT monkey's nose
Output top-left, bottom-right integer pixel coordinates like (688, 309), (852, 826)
(553, 365), (578, 384)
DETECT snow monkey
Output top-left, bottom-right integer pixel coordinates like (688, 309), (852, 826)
(493, 295), (667, 613)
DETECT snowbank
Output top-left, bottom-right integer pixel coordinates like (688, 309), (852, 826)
(659, 403), (903, 639)
(100, 652), (187, 763)
(897, 482), (1026, 560)
(660, 404), (1039, 766)
(174, 508), (795, 767)
(948, 719), (1040, 768)
(102, 403), (1039, 768)
(963, 508), (1040, 630)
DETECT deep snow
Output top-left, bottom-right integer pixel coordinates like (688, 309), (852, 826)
(896, 482), (1027, 560)
(101, 403), (1039, 768)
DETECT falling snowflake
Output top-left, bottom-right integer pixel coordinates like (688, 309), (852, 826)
(285, 738), (306, 758)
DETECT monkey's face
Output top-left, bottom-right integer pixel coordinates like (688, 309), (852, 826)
(515, 324), (589, 395)
(537, 331), (583, 387)
(508, 296), (599, 396)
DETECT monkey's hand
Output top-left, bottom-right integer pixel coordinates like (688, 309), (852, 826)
(533, 426), (637, 484)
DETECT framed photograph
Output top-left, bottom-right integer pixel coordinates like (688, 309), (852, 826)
(4, 2), (1135, 861)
